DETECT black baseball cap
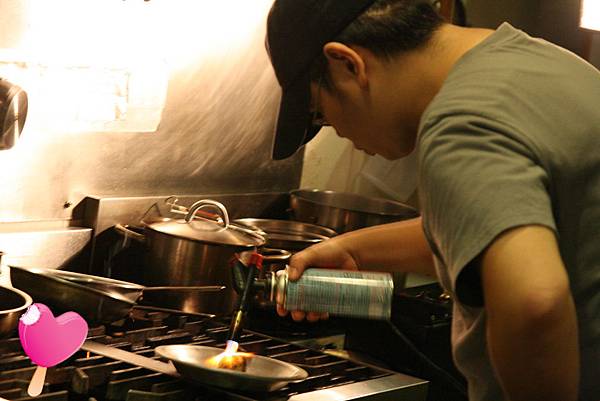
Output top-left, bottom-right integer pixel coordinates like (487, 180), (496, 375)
(266, 0), (376, 160)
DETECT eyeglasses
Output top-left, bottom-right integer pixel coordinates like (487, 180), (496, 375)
(309, 75), (330, 130)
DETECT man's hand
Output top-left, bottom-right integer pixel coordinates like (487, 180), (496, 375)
(276, 217), (435, 322)
(277, 238), (359, 322)
(481, 225), (579, 401)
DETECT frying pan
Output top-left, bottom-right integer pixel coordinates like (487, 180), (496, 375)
(155, 344), (308, 392)
(9, 266), (222, 324)
(81, 341), (308, 392)
(37, 267), (227, 313)
(0, 285), (32, 337)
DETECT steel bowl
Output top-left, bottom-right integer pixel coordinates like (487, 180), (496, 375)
(0, 78), (28, 150)
(0, 285), (32, 337)
(289, 189), (420, 233)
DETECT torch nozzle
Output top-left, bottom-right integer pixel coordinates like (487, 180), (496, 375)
(226, 252), (263, 342)
(228, 310), (244, 343)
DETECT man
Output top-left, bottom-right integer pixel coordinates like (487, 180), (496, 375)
(265, 1), (600, 400)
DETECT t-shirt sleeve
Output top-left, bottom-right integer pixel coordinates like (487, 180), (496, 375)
(418, 112), (557, 306)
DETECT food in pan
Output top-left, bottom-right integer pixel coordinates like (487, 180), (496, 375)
(216, 354), (248, 372)
(207, 340), (253, 372)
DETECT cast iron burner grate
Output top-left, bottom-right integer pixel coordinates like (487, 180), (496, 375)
(0, 310), (427, 401)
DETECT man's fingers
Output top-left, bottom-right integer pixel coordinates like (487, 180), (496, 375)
(276, 304), (289, 317)
(287, 257), (307, 281)
(288, 266), (301, 281)
(306, 312), (322, 322)
(291, 310), (306, 321)
(277, 305), (319, 322)
(278, 303), (329, 322)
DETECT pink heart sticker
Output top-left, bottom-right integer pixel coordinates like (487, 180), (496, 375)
(18, 303), (88, 368)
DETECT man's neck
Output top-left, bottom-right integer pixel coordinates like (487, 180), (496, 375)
(390, 24), (496, 125)
(429, 24), (495, 94)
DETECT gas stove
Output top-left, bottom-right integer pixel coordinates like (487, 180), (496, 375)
(0, 310), (427, 401)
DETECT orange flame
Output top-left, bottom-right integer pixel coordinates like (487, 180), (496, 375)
(207, 340), (253, 368)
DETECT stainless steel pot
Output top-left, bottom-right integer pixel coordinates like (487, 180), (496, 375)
(0, 285), (32, 337)
(115, 199), (267, 315)
(289, 189), (420, 233)
(233, 218), (337, 252)
(0, 78), (28, 150)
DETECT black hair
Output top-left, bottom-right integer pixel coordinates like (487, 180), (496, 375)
(309, 0), (444, 88)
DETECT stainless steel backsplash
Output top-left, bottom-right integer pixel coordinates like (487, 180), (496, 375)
(0, 1), (301, 224)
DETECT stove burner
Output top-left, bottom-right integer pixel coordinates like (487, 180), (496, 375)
(0, 310), (427, 401)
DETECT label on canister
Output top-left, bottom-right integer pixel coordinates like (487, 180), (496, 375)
(281, 268), (393, 320)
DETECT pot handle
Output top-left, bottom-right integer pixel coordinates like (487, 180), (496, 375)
(185, 199), (230, 228)
(165, 196), (222, 222)
(114, 224), (146, 243)
(261, 248), (291, 264)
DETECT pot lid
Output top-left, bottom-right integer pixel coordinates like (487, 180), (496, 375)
(147, 199), (265, 247)
(148, 219), (265, 247)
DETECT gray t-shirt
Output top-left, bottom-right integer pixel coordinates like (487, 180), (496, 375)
(418, 23), (600, 400)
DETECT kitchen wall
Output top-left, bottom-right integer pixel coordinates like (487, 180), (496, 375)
(0, 0), (301, 225)
(467, 0), (598, 60)
(591, 34), (600, 66)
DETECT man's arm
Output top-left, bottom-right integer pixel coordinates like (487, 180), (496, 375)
(283, 216), (436, 321)
(481, 225), (579, 401)
(290, 216), (436, 280)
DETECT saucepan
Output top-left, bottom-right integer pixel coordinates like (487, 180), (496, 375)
(9, 266), (221, 324)
(233, 218), (337, 253)
(114, 199), (290, 314)
(0, 284), (32, 337)
(80, 340), (308, 393)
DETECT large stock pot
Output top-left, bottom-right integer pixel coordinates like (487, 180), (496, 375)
(289, 189), (420, 292)
(115, 199), (267, 315)
(289, 189), (420, 233)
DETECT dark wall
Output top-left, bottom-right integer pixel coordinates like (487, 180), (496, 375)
(466, 0), (587, 57)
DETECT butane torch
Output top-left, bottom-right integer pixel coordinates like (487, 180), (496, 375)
(227, 252), (263, 343)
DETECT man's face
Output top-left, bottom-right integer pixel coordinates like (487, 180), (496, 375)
(311, 80), (418, 160)
(309, 40), (425, 161)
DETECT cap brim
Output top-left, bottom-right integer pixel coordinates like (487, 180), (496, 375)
(272, 74), (320, 160)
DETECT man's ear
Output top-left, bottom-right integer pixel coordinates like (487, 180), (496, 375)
(323, 42), (368, 88)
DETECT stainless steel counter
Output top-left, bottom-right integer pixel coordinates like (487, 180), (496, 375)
(0, 221), (91, 269)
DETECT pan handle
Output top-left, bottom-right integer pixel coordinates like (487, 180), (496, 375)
(81, 340), (180, 377)
(140, 285), (226, 293)
(132, 305), (216, 319)
(135, 286), (226, 317)
(138, 285), (226, 301)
